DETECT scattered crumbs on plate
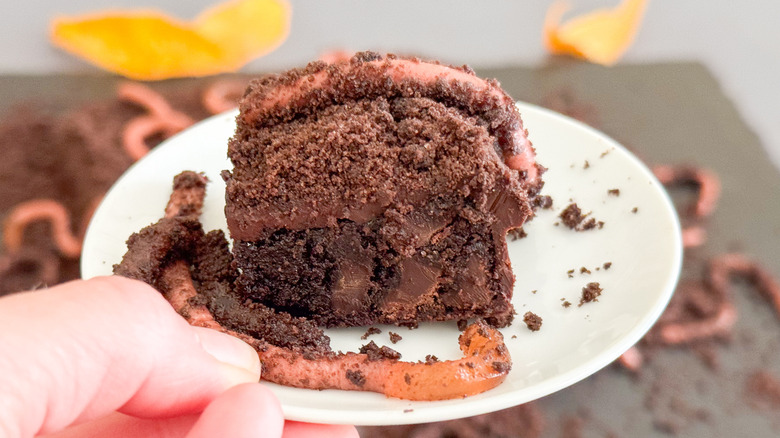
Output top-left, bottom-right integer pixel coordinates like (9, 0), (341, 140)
(523, 311), (543, 331)
(534, 195), (554, 209)
(562, 300), (572, 308)
(360, 327), (381, 340)
(579, 282), (603, 306)
(532, 289), (538, 294)
(608, 188), (620, 196)
(600, 148), (613, 158)
(567, 269), (575, 278)
(507, 227), (528, 240)
(511, 334), (518, 339)
(404, 408), (414, 413)
(559, 203), (604, 231)
(604, 262), (612, 270)
(584, 160), (590, 169)
(580, 267), (591, 275)
(389, 332), (402, 344)
(632, 207), (639, 213)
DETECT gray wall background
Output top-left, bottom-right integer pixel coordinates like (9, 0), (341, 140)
(2, 1), (779, 170)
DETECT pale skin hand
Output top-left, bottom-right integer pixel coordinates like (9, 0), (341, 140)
(0, 276), (358, 438)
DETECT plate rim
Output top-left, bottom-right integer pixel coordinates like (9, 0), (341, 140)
(81, 101), (683, 425)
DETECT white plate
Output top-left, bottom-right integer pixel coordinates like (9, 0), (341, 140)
(81, 102), (682, 426)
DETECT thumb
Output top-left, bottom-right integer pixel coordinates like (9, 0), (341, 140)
(0, 276), (260, 438)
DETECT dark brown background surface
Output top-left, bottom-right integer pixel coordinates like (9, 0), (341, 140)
(1, 61), (779, 436)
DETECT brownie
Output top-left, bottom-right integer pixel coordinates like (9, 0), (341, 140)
(224, 52), (543, 327)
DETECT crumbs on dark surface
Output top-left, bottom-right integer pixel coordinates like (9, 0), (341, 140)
(361, 327), (382, 340)
(579, 282), (603, 306)
(534, 195), (554, 209)
(389, 332), (402, 344)
(507, 227), (528, 240)
(608, 189), (620, 196)
(523, 311), (543, 331)
(560, 203), (604, 231)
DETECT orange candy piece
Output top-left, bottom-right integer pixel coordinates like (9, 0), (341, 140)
(544, 0), (648, 66)
(50, 0), (290, 80)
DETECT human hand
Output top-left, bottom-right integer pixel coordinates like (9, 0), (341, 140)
(0, 276), (358, 438)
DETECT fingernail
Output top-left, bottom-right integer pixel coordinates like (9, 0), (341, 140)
(195, 327), (262, 378)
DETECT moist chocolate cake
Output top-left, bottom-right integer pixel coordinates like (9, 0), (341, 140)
(224, 52), (544, 327)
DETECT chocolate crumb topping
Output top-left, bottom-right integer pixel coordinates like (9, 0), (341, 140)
(389, 332), (402, 344)
(346, 369), (366, 387)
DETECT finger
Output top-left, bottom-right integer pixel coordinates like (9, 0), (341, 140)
(0, 276), (260, 437)
(283, 421), (360, 438)
(39, 412), (199, 438)
(186, 383), (284, 438)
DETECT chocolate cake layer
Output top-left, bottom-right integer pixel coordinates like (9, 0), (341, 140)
(224, 52), (541, 327)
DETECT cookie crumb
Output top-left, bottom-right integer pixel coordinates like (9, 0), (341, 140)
(389, 332), (402, 344)
(560, 203), (603, 231)
(631, 207), (639, 213)
(562, 300), (572, 308)
(603, 262), (612, 270)
(579, 282), (603, 306)
(534, 195), (554, 209)
(608, 189), (620, 196)
(523, 311), (543, 331)
(580, 267), (591, 275)
(360, 327), (381, 340)
(507, 227), (528, 240)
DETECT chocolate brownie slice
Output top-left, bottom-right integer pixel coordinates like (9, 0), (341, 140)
(224, 52), (543, 327)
